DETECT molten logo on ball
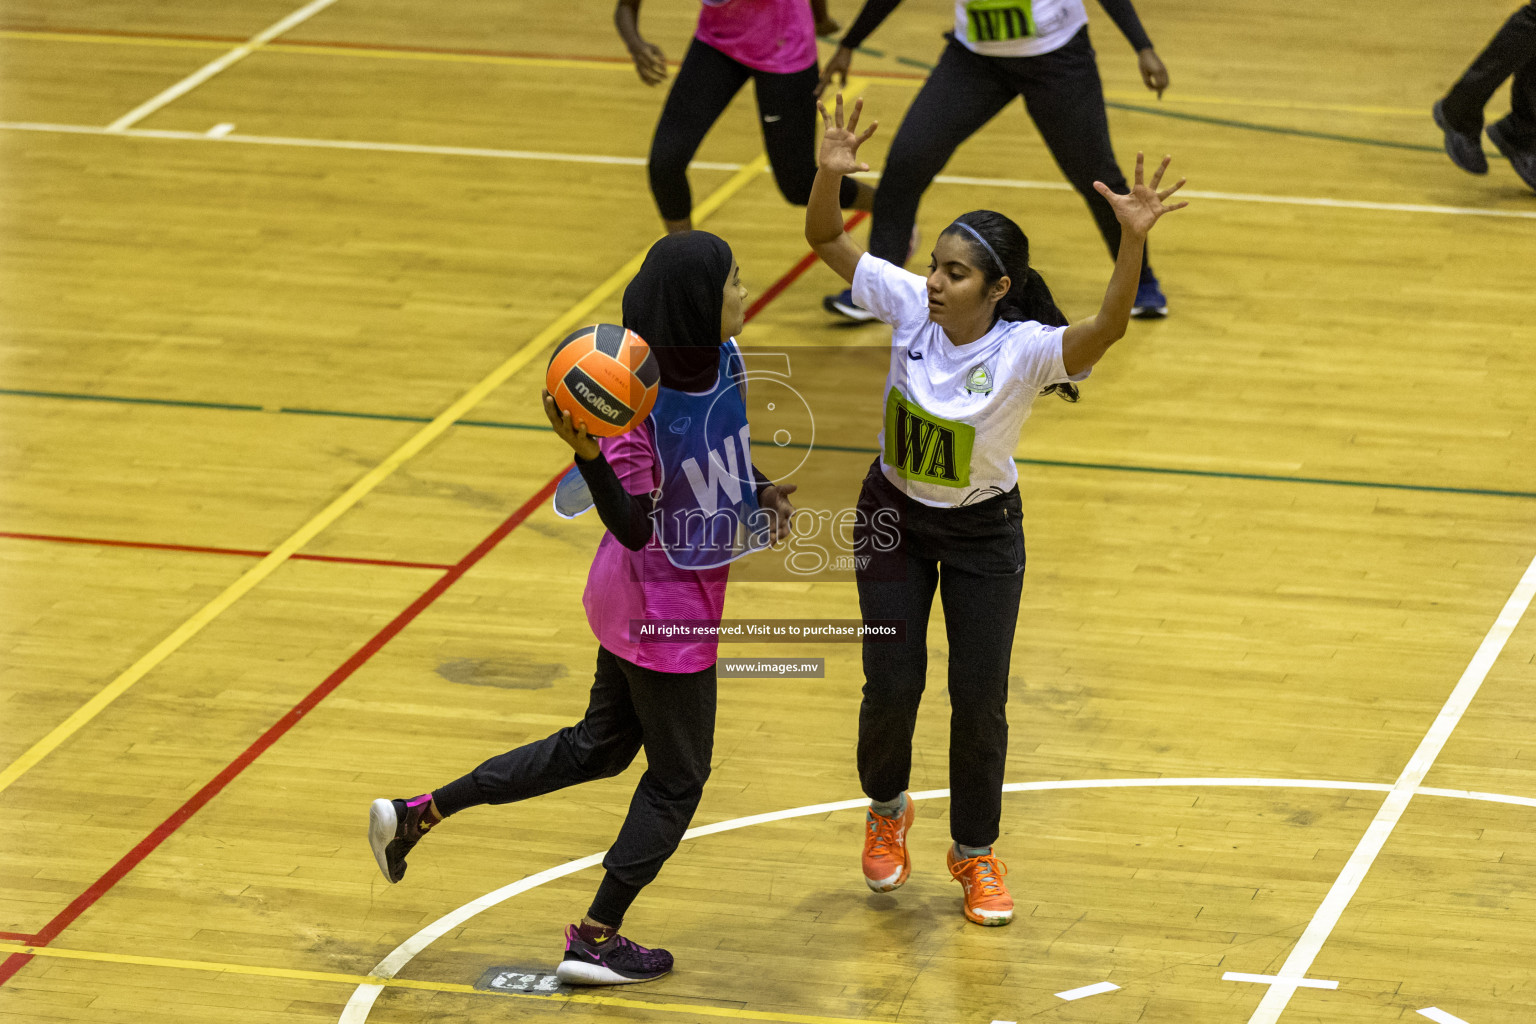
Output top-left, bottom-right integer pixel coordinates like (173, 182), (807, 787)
(572, 377), (627, 423)
(546, 323), (660, 438)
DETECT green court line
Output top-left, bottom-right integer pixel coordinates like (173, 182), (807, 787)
(1102, 100), (1455, 154)
(815, 42), (1487, 158)
(279, 405), (433, 424)
(1012, 455), (1535, 499)
(0, 387), (261, 412)
(818, 34), (884, 58)
(785, 440), (1536, 500)
(5, 386), (1529, 501)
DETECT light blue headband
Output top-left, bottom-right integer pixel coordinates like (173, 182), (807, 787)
(949, 221), (1005, 276)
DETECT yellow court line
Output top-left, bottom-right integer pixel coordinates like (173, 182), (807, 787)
(0, 941), (887, 1024)
(0, 152), (768, 797)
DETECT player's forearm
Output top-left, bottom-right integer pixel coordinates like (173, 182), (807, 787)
(839, 0), (903, 50)
(806, 164), (848, 247)
(1090, 231), (1145, 341)
(613, 0), (644, 49)
(1065, 230), (1143, 370)
(1095, 0), (1153, 51)
(575, 450), (655, 550)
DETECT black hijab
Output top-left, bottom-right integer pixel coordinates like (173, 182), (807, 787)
(622, 231), (733, 392)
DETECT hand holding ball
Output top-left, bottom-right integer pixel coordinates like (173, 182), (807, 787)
(545, 324), (660, 440)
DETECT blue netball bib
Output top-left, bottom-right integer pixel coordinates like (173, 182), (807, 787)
(650, 341), (771, 570)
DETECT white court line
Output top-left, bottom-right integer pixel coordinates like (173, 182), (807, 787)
(1418, 1008), (1472, 1024)
(0, 121), (739, 171)
(105, 0), (342, 132)
(338, 776), (1536, 1023)
(1056, 981), (1120, 1000)
(1247, 554), (1536, 1024)
(1225, 972), (1337, 990)
(4, 120), (1535, 221)
(1416, 786), (1536, 810)
(935, 172), (1536, 220)
(1002, 777), (1392, 795)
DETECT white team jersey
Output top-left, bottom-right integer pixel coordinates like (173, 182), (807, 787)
(953, 0), (1089, 57)
(851, 253), (1088, 508)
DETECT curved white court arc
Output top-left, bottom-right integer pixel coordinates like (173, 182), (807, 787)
(340, 776), (1536, 1022)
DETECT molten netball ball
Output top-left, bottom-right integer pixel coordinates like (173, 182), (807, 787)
(546, 323), (660, 437)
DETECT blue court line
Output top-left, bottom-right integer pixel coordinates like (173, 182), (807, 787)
(5, 387), (1530, 502)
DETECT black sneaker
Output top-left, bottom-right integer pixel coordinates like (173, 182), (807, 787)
(1433, 99), (1489, 174)
(554, 924), (674, 985)
(1487, 118), (1536, 194)
(368, 796), (435, 883)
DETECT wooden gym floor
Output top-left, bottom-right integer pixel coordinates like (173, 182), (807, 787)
(1, 1), (1534, 1022)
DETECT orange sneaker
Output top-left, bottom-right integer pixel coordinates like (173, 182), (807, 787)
(861, 796), (914, 892)
(946, 845), (1013, 926)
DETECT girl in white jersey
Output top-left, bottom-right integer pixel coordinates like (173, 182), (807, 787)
(816, 0), (1173, 319)
(805, 95), (1186, 926)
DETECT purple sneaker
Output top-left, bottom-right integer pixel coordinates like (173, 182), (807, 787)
(368, 795), (435, 883)
(554, 924), (674, 985)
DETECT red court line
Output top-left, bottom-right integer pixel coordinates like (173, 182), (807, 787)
(0, 26), (930, 79)
(0, 233), (830, 987)
(0, 530), (454, 571)
(744, 211), (866, 322)
(0, 24), (243, 43)
(0, 25), (638, 63)
(0, 932), (35, 942)
(0, 472), (563, 985)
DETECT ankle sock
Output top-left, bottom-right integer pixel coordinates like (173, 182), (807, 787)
(577, 921), (617, 944)
(955, 843), (991, 859)
(870, 793), (906, 819)
(405, 793), (441, 828)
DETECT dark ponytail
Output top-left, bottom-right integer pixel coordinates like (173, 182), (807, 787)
(943, 210), (1079, 402)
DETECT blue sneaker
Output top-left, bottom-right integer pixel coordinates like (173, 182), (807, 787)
(823, 288), (878, 323)
(1131, 274), (1168, 319)
(1433, 99), (1489, 175)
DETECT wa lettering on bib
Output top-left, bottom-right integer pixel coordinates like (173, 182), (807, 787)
(965, 0), (1036, 42)
(884, 389), (975, 488)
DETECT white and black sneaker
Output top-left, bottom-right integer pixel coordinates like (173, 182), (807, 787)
(555, 924), (674, 985)
(368, 795), (436, 883)
(824, 227), (921, 323)
(823, 287), (879, 322)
